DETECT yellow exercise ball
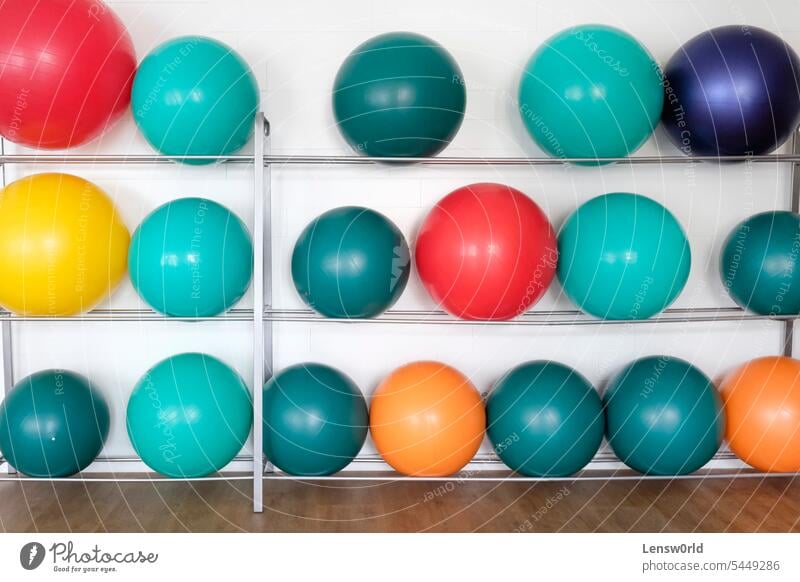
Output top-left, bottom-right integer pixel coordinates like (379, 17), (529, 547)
(0, 173), (130, 316)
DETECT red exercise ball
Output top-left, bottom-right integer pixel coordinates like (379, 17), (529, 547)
(0, 0), (136, 149)
(415, 182), (557, 320)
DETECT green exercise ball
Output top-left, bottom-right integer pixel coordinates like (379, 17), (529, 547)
(132, 36), (259, 164)
(605, 356), (725, 475)
(557, 193), (691, 319)
(519, 25), (663, 162)
(486, 361), (604, 477)
(721, 211), (800, 316)
(263, 363), (368, 476)
(291, 206), (411, 318)
(0, 370), (109, 477)
(333, 32), (466, 158)
(129, 198), (253, 317)
(127, 353), (252, 478)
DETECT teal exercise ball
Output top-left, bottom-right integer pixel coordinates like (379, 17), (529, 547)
(0, 370), (109, 477)
(487, 361), (604, 477)
(518, 25), (663, 162)
(292, 206), (411, 318)
(263, 363), (368, 476)
(127, 353), (252, 478)
(333, 32), (466, 158)
(557, 193), (691, 319)
(129, 198), (253, 317)
(721, 211), (800, 316)
(132, 36), (259, 164)
(605, 356), (725, 475)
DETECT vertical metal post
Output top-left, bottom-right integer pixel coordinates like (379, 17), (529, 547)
(252, 113), (268, 512)
(263, 119), (274, 479)
(263, 123), (273, 381)
(0, 137), (14, 474)
(784, 131), (800, 357)
(1, 320), (14, 475)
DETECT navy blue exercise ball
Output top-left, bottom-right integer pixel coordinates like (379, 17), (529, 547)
(662, 25), (800, 157)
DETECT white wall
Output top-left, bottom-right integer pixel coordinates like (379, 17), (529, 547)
(2, 0), (799, 473)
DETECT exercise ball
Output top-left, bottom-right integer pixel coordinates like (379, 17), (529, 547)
(0, 173), (130, 316)
(130, 198), (253, 317)
(605, 356), (725, 475)
(721, 356), (800, 472)
(263, 363), (368, 476)
(127, 353), (252, 478)
(557, 193), (691, 319)
(721, 211), (800, 316)
(132, 36), (259, 164)
(333, 32), (466, 158)
(292, 206), (410, 318)
(0, 0), (136, 149)
(370, 361), (485, 476)
(662, 26), (800, 156)
(0, 370), (109, 477)
(518, 24), (662, 162)
(416, 183), (557, 320)
(487, 361), (604, 476)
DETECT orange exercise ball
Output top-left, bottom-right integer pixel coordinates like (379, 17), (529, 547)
(370, 361), (485, 476)
(720, 356), (800, 473)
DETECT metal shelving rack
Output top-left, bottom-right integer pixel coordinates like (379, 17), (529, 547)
(1, 113), (800, 514)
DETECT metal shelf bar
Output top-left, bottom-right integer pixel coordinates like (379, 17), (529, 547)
(264, 306), (794, 326)
(0, 308), (255, 322)
(3, 469), (793, 484)
(0, 474), (252, 483)
(2, 153), (800, 166)
(0, 154), (254, 164)
(260, 153), (800, 166)
(260, 471), (800, 483)
(1, 306), (789, 326)
(3, 306), (787, 326)
(2, 450), (754, 483)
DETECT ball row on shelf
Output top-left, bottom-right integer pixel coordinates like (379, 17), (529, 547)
(2, 1), (799, 162)
(1, 354), (799, 479)
(0, 174), (797, 321)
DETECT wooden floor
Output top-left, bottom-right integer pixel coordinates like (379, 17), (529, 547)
(1, 475), (799, 532)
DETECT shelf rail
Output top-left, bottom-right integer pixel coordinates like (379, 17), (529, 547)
(3, 153), (800, 166)
(0, 308), (255, 323)
(0, 306), (794, 326)
(264, 306), (798, 326)
(5, 450), (796, 484)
